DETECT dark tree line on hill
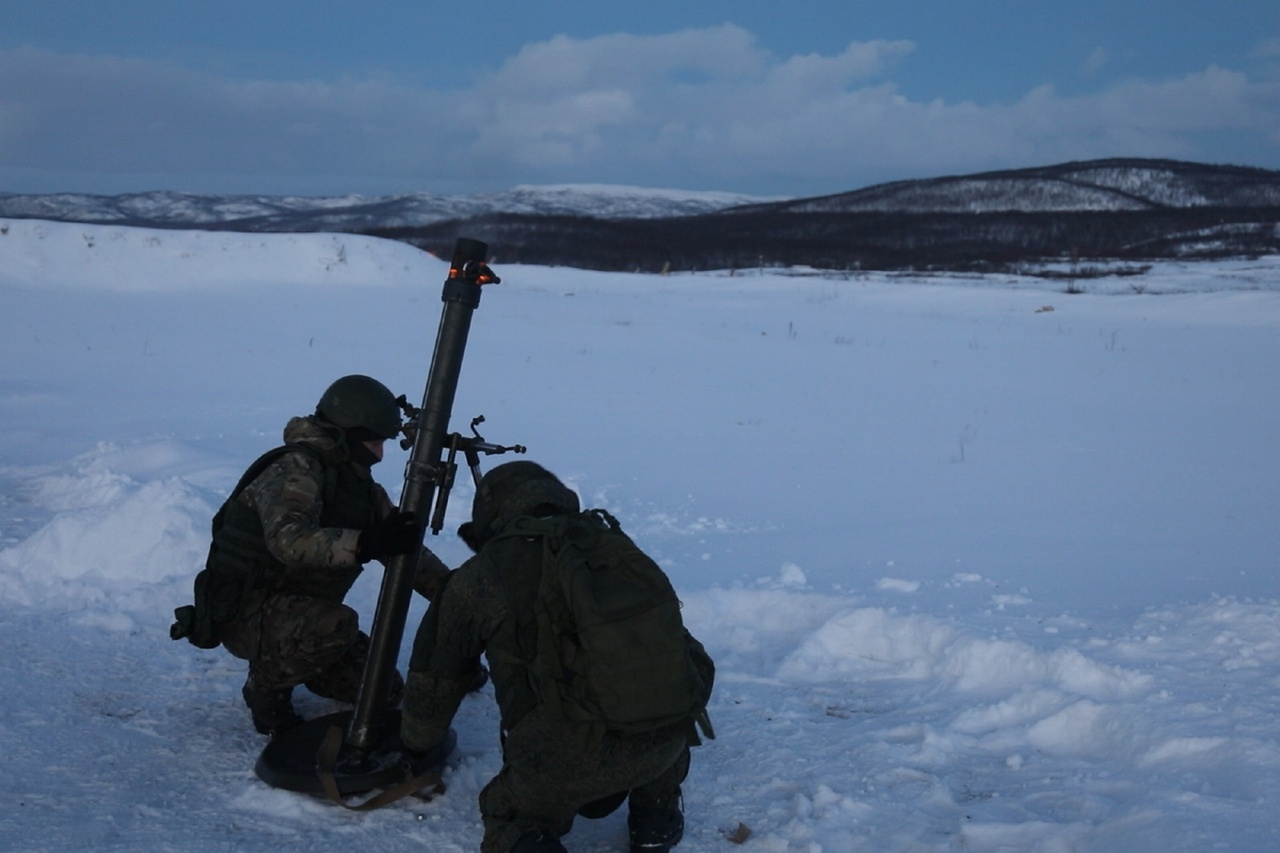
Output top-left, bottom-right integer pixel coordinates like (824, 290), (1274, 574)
(5, 157), (1276, 274)
(363, 205), (1280, 274)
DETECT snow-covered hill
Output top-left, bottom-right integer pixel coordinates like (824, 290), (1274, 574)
(6, 160), (1278, 236)
(744, 158), (1280, 214)
(6, 159), (1279, 274)
(0, 184), (772, 231)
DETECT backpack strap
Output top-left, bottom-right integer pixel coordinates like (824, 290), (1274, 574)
(487, 513), (604, 734)
(487, 514), (573, 722)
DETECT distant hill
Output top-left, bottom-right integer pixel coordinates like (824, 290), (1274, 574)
(369, 160), (1280, 273)
(4, 159), (1279, 272)
(732, 159), (1280, 214)
(0, 184), (769, 231)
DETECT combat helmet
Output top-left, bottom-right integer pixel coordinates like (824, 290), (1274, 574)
(315, 374), (402, 442)
(459, 461), (581, 552)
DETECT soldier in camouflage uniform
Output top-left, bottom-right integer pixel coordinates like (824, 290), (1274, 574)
(212, 375), (452, 736)
(402, 461), (707, 853)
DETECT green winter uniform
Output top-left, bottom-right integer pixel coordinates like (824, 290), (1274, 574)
(217, 415), (449, 700)
(401, 462), (712, 853)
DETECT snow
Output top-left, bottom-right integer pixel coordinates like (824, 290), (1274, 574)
(1, 217), (1278, 851)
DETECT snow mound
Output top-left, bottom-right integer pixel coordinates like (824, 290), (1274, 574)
(0, 217), (444, 292)
(0, 445), (211, 611)
(776, 606), (1154, 700)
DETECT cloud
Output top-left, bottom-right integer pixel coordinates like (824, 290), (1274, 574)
(461, 25), (917, 180)
(1, 27), (1277, 196)
(481, 24), (771, 93)
(0, 47), (459, 191)
(1252, 37), (1280, 60)
(453, 32), (1278, 187)
(1082, 47), (1110, 76)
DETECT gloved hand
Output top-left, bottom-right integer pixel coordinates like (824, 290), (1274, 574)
(358, 511), (419, 563)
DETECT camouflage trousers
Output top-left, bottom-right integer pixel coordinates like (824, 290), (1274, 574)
(478, 704), (690, 853)
(220, 592), (368, 701)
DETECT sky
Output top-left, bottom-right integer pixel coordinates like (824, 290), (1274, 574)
(2, 0), (1279, 198)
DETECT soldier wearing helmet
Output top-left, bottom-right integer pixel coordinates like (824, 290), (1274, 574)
(201, 374), (453, 736)
(401, 461), (713, 853)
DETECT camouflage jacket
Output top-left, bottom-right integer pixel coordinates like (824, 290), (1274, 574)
(234, 415), (449, 603)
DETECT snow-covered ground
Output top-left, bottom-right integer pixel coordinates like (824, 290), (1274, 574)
(1, 218), (1278, 852)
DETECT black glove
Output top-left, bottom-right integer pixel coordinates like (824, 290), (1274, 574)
(358, 512), (419, 563)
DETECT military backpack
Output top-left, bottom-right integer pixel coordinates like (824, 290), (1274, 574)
(493, 509), (714, 742)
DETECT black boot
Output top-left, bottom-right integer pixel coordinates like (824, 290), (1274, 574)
(241, 681), (304, 737)
(628, 804), (684, 853)
(510, 830), (568, 853)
